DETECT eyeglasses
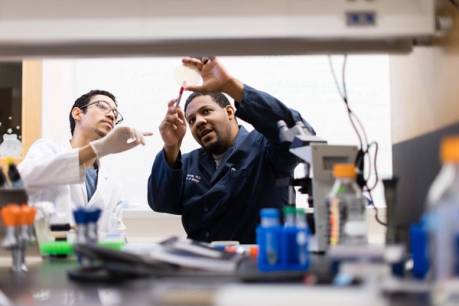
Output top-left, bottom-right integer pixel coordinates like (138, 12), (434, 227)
(80, 100), (124, 125)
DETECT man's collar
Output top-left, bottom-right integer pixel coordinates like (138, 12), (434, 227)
(233, 125), (248, 148)
(199, 125), (248, 157)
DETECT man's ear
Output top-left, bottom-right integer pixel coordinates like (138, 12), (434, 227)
(225, 105), (236, 120)
(71, 107), (82, 122)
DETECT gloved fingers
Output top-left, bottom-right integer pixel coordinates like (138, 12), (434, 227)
(134, 129), (146, 145)
(125, 128), (148, 146)
(126, 127), (138, 145)
(114, 126), (132, 138)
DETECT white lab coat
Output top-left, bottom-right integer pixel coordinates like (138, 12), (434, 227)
(18, 138), (126, 238)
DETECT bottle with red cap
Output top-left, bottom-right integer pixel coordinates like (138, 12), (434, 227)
(327, 163), (367, 247)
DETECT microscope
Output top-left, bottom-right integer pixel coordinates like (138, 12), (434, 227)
(278, 120), (357, 252)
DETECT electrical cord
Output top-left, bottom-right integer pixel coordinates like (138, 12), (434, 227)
(366, 142), (380, 191)
(328, 55), (386, 227)
(328, 56), (365, 149)
(365, 187), (387, 226)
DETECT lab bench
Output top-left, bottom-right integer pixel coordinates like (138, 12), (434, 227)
(0, 255), (433, 306)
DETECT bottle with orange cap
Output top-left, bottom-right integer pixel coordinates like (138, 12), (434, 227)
(326, 163), (367, 247)
(423, 136), (459, 282)
(426, 136), (459, 210)
(1, 203), (37, 272)
(1, 204), (20, 249)
(17, 205), (37, 271)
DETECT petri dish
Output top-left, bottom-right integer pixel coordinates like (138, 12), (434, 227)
(174, 65), (202, 87)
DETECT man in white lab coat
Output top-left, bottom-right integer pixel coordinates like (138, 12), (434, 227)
(18, 90), (151, 238)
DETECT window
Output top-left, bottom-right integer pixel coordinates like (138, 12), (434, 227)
(40, 56), (392, 209)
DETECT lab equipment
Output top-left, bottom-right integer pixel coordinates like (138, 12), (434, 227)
(0, 133), (22, 157)
(409, 219), (429, 279)
(0, 169), (5, 188)
(424, 136), (459, 282)
(7, 161), (23, 188)
(296, 208), (309, 266)
(174, 65), (202, 108)
(72, 207), (102, 267)
(18, 205), (37, 270)
(426, 136), (459, 210)
(174, 65), (202, 88)
(1, 204), (37, 272)
(73, 207), (102, 245)
(257, 208), (282, 270)
(1, 0), (442, 56)
(382, 177), (399, 244)
(0, 157), (25, 190)
(176, 83), (185, 108)
(280, 123), (358, 252)
(327, 163), (367, 247)
(39, 240), (124, 257)
(87, 208), (102, 244)
(40, 241), (75, 257)
(73, 208), (88, 244)
(283, 207), (298, 265)
(1, 204), (19, 249)
(257, 208), (310, 272)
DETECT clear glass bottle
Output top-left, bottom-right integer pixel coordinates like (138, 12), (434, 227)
(283, 206), (296, 227)
(0, 133), (22, 157)
(425, 136), (459, 282)
(327, 163), (367, 246)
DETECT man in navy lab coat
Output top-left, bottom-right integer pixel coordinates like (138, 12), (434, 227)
(148, 57), (315, 244)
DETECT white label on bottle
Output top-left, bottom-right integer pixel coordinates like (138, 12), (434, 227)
(344, 221), (367, 236)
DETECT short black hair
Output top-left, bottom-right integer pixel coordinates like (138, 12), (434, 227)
(184, 92), (231, 113)
(69, 90), (116, 135)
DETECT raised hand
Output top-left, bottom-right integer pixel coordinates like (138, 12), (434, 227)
(159, 99), (187, 165)
(181, 57), (243, 101)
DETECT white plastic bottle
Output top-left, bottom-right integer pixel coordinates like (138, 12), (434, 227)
(425, 136), (459, 282)
(327, 163), (367, 246)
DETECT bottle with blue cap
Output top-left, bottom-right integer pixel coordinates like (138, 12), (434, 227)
(72, 207), (102, 244)
(296, 208), (310, 268)
(87, 208), (102, 244)
(257, 208), (282, 271)
(73, 208), (88, 244)
(282, 206), (298, 266)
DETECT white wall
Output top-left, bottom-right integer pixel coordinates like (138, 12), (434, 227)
(42, 55), (392, 213)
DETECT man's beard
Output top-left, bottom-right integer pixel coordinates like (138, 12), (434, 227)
(202, 136), (227, 155)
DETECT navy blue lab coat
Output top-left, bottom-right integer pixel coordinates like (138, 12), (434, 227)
(147, 85), (315, 243)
